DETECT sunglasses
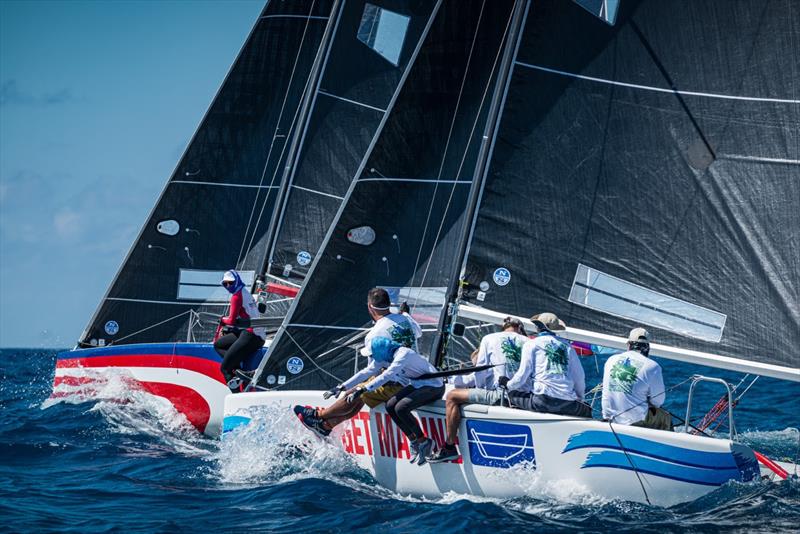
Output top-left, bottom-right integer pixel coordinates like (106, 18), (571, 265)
(222, 280), (235, 287)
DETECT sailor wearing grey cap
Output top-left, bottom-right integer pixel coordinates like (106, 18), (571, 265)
(504, 313), (591, 418)
(601, 328), (672, 430)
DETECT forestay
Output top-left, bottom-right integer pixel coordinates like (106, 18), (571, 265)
(79, 1), (335, 347)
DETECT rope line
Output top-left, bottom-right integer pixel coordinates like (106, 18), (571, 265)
(112, 310), (193, 344)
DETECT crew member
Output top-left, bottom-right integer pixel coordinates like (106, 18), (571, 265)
(505, 313), (590, 417)
(294, 288), (421, 436)
(214, 270), (265, 392)
(602, 328), (672, 430)
(346, 338), (444, 465)
(429, 317), (528, 463)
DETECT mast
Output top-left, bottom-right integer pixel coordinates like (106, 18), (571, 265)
(256, 0), (343, 287)
(433, 0), (530, 367)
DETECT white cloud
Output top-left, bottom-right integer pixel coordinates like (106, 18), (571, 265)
(53, 208), (82, 238)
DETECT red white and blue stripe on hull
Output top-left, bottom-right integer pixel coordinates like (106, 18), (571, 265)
(54, 343), (265, 435)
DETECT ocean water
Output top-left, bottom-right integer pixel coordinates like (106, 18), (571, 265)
(1, 348), (798, 533)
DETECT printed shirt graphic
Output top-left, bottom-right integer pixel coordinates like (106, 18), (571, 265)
(507, 334), (586, 401)
(470, 331), (529, 389)
(602, 350), (665, 425)
(608, 357), (639, 394)
(543, 340), (569, 375)
(362, 313), (422, 356)
(346, 313), (424, 389)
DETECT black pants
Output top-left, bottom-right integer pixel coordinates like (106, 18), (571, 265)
(214, 330), (265, 382)
(385, 384), (445, 441)
(508, 391), (592, 418)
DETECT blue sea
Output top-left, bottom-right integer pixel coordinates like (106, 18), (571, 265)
(1, 348), (798, 533)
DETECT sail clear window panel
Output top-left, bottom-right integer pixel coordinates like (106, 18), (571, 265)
(568, 264), (727, 342)
(356, 4), (410, 66)
(572, 0), (620, 26)
(380, 286), (446, 325)
(177, 269), (255, 302)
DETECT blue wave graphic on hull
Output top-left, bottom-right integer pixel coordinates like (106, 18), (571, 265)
(582, 451), (740, 486)
(564, 430), (737, 469)
(222, 415), (251, 435)
(563, 430), (758, 486)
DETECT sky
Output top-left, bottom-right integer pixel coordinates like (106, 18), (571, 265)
(0, 0), (264, 348)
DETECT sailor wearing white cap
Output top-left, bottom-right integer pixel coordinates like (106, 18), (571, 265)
(601, 327), (672, 430)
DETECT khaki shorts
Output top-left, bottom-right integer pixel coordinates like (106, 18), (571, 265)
(359, 380), (403, 408)
(632, 406), (674, 431)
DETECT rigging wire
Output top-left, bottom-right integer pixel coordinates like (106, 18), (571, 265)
(411, 2), (518, 313)
(408, 0), (488, 310)
(607, 420), (652, 506)
(112, 310), (193, 345)
(235, 0), (321, 267)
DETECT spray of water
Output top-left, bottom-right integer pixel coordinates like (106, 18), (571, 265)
(43, 367), (210, 456)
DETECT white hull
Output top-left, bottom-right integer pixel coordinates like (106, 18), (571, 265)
(224, 391), (764, 506)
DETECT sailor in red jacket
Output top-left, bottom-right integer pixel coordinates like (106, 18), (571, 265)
(213, 270), (266, 392)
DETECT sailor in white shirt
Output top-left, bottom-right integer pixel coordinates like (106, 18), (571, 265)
(294, 288), (422, 437)
(505, 313), (591, 418)
(602, 328), (672, 430)
(429, 317), (528, 463)
(347, 337), (444, 464)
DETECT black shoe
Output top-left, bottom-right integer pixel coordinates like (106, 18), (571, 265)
(293, 405), (331, 438)
(226, 377), (242, 393)
(428, 444), (459, 463)
(415, 438), (435, 466)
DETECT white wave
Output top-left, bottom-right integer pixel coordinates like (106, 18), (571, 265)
(211, 403), (364, 486)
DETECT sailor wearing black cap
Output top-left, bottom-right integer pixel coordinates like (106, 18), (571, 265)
(602, 328), (672, 430)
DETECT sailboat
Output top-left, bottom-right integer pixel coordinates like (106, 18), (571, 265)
(54, 0), (451, 435)
(52, 0), (338, 435)
(222, 0), (800, 506)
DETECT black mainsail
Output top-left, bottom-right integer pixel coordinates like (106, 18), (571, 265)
(253, 0), (528, 390)
(79, 1), (335, 347)
(457, 0), (799, 375)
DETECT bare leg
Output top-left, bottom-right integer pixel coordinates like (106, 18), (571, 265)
(318, 388), (365, 429)
(444, 389), (471, 445)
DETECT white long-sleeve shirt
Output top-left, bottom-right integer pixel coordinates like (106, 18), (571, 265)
(456, 331), (529, 389)
(506, 333), (585, 401)
(602, 350), (665, 425)
(364, 347), (443, 391)
(345, 312), (424, 388)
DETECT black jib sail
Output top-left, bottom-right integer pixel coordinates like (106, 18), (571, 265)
(459, 0), (800, 372)
(254, 0), (527, 390)
(263, 0), (441, 291)
(78, 1), (336, 347)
